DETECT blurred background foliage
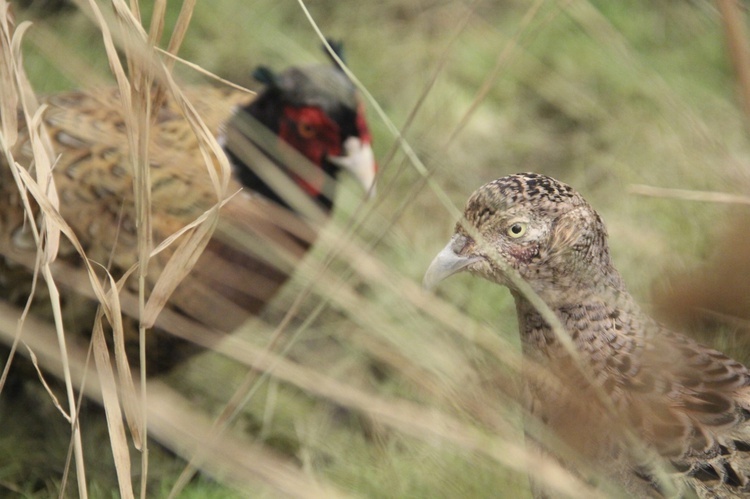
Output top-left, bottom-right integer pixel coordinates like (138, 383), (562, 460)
(3, 0), (750, 497)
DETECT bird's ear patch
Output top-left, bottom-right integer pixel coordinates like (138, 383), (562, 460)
(548, 210), (586, 256)
(323, 38), (346, 69)
(253, 66), (280, 88)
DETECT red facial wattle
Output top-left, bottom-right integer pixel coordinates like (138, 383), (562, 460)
(279, 106), (341, 163)
(278, 105), (342, 196)
(277, 101), (377, 199)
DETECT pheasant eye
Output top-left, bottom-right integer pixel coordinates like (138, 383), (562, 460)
(297, 121), (317, 139)
(507, 222), (527, 238)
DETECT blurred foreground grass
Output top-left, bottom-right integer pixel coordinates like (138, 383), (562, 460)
(3, 0), (750, 497)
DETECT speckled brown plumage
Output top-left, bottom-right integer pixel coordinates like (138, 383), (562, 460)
(425, 173), (750, 498)
(1, 58), (376, 374)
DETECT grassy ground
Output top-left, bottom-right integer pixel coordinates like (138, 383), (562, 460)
(3, 0), (750, 497)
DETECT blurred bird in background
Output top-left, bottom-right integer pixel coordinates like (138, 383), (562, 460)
(0, 42), (376, 374)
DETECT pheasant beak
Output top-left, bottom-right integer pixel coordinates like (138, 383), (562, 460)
(423, 234), (481, 290)
(328, 136), (377, 198)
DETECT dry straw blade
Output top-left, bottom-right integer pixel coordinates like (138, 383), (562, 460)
(0, 299), (347, 499)
(0, 0), (231, 496)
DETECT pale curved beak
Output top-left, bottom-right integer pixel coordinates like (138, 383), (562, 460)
(329, 137), (377, 198)
(423, 235), (481, 290)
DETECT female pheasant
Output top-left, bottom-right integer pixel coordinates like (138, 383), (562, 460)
(424, 173), (750, 498)
(0, 48), (376, 373)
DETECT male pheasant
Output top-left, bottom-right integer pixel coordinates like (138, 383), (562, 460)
(0, 48), (376, 374)
(425, 173), (750, 498)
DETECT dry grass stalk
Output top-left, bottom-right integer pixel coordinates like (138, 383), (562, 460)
(0, 299), (350, 498)
(0, 4), (89, 496)
(1, 0), (237, 495)
(70, 0), (238, 495)
(629, 183), (750, 205)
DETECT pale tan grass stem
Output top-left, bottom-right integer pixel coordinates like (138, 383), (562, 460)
(629, 184), (750, 205)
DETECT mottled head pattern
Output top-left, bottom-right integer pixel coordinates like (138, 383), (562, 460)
(456, 173), (620, 297)
(464, 173), (584, 226)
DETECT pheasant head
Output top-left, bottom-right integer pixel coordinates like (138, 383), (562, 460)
(225, 44), (376, 213)
(424, 173), (624, 303)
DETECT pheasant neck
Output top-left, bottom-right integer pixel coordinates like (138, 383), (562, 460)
(512, 286), (644, 363)
(224, 143), (335, 214)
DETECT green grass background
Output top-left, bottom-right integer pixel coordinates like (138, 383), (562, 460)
(3, 0), (750, 497)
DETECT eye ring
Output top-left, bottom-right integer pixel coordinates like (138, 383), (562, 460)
(507, 222), (527, 238)
(297, 122), (317, 139)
